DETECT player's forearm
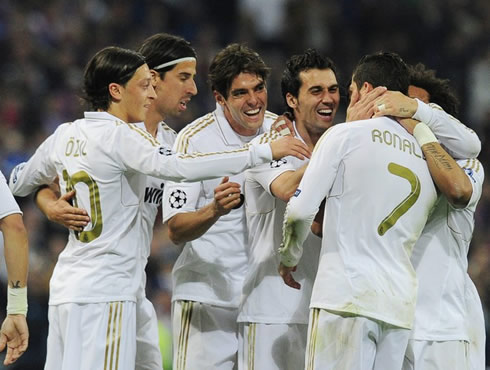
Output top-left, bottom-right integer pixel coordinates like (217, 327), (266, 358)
(421, 142), (472, 208)
(0, 214), (28, 288)
(271, 165), (307, 202)
(413, 100), (481, 158)
(167, 203), (220, 244)
(34, 186), (59, 220)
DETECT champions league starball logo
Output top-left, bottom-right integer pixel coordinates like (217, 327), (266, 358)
(158, 147), (173, 156)
(169, 189), (187, 209)
(270, 158), (287, 168)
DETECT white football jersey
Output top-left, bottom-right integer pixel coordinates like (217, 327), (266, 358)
(281, 117), (437, 329)
(0, 170), (21, 219)
(410, 159), (484, 340)
(9, 111), (274, 305)
(238, 123), (321, 324)
(135, 121), (177, 299)
(162, 104), (277, 308)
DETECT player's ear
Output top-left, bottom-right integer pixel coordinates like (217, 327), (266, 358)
(214, 90), (226, 106)
(286, 93), (298, 110)
(108, 83), (123, 101)
(150, 70), (159, 87)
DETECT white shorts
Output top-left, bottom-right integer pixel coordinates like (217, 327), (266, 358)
(136, 297), (163, 370)
(172, 300), (239, 370)
(305, 308), (410, 370)
(403, 339), (469, 370)
(237, 322), (307, 370)
(45, 301), (136, 370)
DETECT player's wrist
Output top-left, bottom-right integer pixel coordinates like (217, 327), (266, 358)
(7, 286), (27, 316)
(413, 122), (437, 147)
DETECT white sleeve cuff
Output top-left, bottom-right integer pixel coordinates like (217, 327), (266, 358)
(412, 98), (434, 126)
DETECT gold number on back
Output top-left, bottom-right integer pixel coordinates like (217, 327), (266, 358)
(378, 162), (420, 236)
(63, 169), (103, 242)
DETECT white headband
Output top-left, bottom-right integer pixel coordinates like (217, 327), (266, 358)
(153, 57), (196, 70)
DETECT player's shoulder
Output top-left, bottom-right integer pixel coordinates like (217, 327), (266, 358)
(459, 158), (485, 179)
(175, 112), (218, 150)
(263, 110), (279, 127)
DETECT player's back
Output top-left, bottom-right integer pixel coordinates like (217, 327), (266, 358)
(311, 117), (437, 329)
(48, 112), (150, 305)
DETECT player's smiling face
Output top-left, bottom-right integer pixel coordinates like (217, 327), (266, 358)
(152, 60), (197, 120)
(289, 68), (339, 134)
(216, 72), (267, 136)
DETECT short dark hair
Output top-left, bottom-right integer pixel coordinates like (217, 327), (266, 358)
(138, 33), (196, 79)
(352, 51), (409, 94)
(281, 48), (337, 115)
(208, 43), (270, 98)
(83, 46), (146, 111)
(409, 63), (460, 117)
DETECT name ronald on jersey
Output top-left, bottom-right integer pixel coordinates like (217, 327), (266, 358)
(371, 128), (423, 160)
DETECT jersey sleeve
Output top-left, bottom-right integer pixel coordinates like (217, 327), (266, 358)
(0, 170), (22, 219)
(9, 132), (59, 197)
(115, 124), (273, 182)
(161, 180), (201, 223)
(458, 158), (485, 210)
(246, 157), (297, 197)
(279, 125), (348, 267)
(412, 99), (481, 159)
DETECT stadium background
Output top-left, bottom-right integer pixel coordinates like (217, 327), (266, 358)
(0, 0), (488, 368)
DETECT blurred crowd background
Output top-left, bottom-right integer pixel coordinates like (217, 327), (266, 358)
(0, 0), (489, 368)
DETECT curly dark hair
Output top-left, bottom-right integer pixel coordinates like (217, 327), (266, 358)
(409, 63), (460, 117)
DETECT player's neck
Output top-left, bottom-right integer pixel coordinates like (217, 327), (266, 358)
(295, 121), (315, 151)
(144, 109), (165, 137)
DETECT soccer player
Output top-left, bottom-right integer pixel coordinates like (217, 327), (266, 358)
(9, 46), (309, 370)
(0, 170), (29, 366)
(237, 49), (339, 370)
(279, 52), (438, 370)
(161, 43), (308, 370)
(369, 64), (484, 370)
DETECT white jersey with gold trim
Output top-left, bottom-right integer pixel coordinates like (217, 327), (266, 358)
(238, 123), (320, 324)
(281, 117), (437, 329)
(410, 159), (484, 340)
(9, 111), (274, 305)
(0, 170), (21, 219)
(135, 121), (177, 299)
(162, 104), (277, 308)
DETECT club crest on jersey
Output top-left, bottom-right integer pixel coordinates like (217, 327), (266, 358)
(270, 158), (287, 168)
(10, 163), (25, 184)
(169, 189), (187, 209)
(293, 189), (301, 197)
(158, 147), (173, 156)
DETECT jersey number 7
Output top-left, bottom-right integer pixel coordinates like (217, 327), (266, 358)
(378, 162), (420, 236)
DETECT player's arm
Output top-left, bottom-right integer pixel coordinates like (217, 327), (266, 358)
(270, 163), (308, 202)
(0, 174), (29, 365)
(166, 177), (241, 244)
(398, 118), (473, 208)
(373, 93), (481, 159)
(119, 126), (310, 183)
(34, 184), (90, 232)
(279, 126), (346, 288)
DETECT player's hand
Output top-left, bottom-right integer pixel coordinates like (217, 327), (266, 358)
(346, 86), (387, 121)
(372, 91), (418, 119)
(46, 190), (90, 231)
(271, 112), (295, 137)
(270, 136), (311, 161)
(396, 117), (419, 135)
(0, 315), (29, 365)
(279, 263), (301, 290)
(213, 177), (242, 216)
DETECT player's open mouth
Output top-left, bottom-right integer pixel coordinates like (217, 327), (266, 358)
(244, 108), (261, 117)
(179, 100), (189, 110)
(317, 108), (333, 117)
